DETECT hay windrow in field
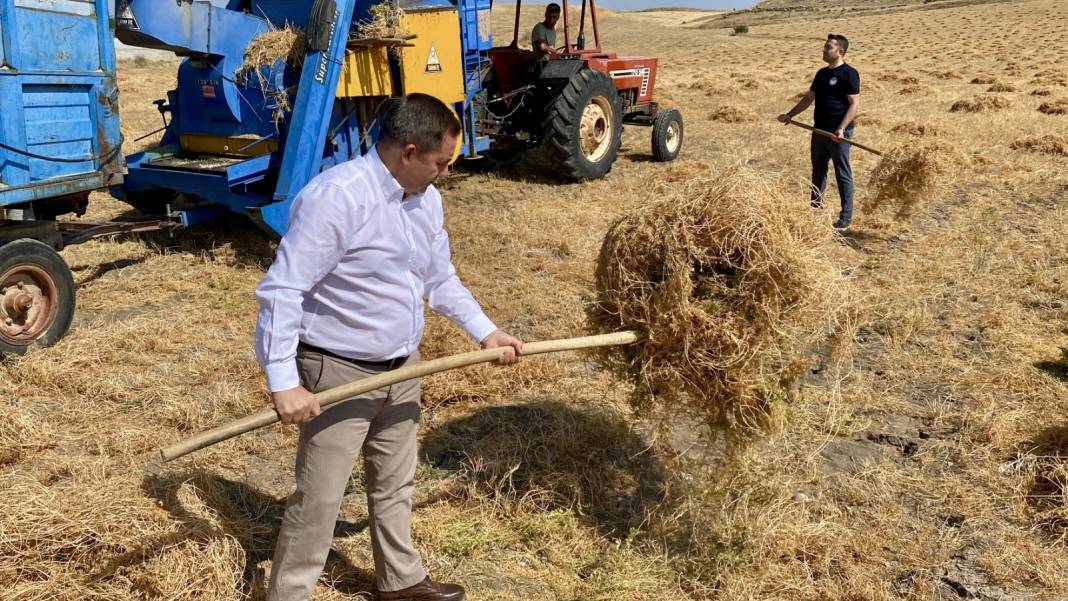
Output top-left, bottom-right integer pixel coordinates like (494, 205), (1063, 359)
(709, 105), (759, 123)
(889, 121), (952, 137)
(587, 166), (854, 433)
(1037, 99), (1068, 115)
(899, 84), (934, 96)
(1010, 135), (1068, 157)
(868, 142), (967, 219)
(987, 82), (1019, 93)
(950, 94), (1011, 113)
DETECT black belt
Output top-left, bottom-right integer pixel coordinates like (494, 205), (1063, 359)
(297, 342), (409, 370)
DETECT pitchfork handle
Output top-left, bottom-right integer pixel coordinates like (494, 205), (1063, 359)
(786, 118), (884, 156)
(158, 331), (640, 462)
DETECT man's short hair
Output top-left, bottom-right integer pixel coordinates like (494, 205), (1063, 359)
(546, 3), (561, 14)
(828, 33), (849, 54)
(378, 93), (461, 152)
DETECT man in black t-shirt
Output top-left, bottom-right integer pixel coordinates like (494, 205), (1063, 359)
(778, 34), (861, 231)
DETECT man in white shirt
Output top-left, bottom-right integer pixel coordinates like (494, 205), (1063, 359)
(255, 93), (522, 601)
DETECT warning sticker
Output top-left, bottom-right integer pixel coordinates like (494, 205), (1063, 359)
(425, 44), (442, 73)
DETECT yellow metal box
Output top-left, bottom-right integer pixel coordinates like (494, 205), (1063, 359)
(338, 47), (394, 98)
(399, 7), (465, 104)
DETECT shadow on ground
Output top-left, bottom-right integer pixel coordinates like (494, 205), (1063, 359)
(87, 472), (376, 599)
(420, 399), (668, 541)
(1020, 424), (1068, 539)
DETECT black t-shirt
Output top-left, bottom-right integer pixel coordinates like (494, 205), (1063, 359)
(810, 63), (860, 131)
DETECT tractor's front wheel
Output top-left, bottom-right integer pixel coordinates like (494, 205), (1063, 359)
(651, 108), (684, 162)
(0, 239), (75, 355)
(542, 68), (624, 181)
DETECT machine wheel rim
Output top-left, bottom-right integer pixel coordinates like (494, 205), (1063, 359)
(0, 264), (59, 345)
(665, 121), (681, 153)
(580, 96), (613, 163)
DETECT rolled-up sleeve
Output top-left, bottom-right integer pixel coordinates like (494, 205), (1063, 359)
(254, 182), (362, 392)
(424, 193), (497, 343)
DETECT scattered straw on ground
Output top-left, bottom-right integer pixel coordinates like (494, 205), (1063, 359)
(950, 94), (1011, 112)
(1038, 99), (1068, 115)
(869, 142), (967, 219)
(1010, 135), (1068, 157)
(708, 105), (759, 123)
(587, 166), (854, 433)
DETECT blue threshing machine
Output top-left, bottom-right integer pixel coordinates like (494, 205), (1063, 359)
(0, 0), (682, 353)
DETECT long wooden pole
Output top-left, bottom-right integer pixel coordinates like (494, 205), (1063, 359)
(159, 331), (639, 462)
(786, 118), (884, 156)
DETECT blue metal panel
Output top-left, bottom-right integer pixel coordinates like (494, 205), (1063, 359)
(457, 0), (492, 157)
(0, 0), (121, 207)
(12, 0), (102, 72)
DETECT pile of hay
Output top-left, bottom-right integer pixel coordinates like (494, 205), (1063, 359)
(969, 75), (998, 84)
(898, 84), (934, 96)
(587, 166), (853, 432)
(889, 121), (951, 137)
(950, 94), (1011, 113)
(1032, 87), (1054, 97)
(928, 69), (960, 80)
(235, 25), (306, 88)
(868, 142), (967, 219)
(355, 1), (409, 39)
(709, 105), (759, 123)
(1038, 99), (1068, 115)
(987, 82), (1019, 93)
(1010, 135), (1068, 157)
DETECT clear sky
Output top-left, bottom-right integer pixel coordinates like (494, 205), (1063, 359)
(585, 0), (756, 9)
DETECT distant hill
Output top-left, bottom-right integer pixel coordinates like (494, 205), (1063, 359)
(693, 0), (1010, 29)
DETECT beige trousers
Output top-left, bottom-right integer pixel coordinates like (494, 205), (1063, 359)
(266, 349), (426, 601)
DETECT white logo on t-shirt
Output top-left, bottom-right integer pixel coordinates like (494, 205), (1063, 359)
(829, 77), (838, 86)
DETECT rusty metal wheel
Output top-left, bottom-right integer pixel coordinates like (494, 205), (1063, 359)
(0, 239), (75, 355)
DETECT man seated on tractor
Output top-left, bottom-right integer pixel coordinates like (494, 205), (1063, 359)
(531, 3), (561, 59)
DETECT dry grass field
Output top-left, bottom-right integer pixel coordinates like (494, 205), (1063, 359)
(3, 0), (1068, 599)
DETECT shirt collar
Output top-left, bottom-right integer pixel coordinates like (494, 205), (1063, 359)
(368, 146), (406, 203)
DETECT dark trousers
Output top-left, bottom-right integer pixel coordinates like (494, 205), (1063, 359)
(810, 125), (854, 223)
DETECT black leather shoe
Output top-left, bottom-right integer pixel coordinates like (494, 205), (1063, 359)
(376, 577), (465, 601)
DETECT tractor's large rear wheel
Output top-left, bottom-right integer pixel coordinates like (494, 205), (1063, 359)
(542, 68), (624, 181)
(0, 239), (75, 355)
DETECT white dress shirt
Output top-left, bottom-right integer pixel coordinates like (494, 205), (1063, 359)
(254, 148), (497, 393)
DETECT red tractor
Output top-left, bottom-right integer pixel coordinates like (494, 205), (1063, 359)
(475, 0), (683, 180)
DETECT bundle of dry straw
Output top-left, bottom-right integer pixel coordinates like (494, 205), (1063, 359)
(868, 142), (966, 220)
(236, 25), (307, 86)
(355, 1), (410, 39)
(588, 166), (853, 433)
(236, 24), (306, 116)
